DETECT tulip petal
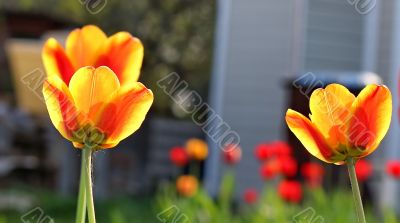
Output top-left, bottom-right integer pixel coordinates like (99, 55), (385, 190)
(43, 76), (81, 141)
(69, 66), (120, 121)
(95, 82), (153, 148)
(95, 32), (144, 85)
(42, 38), (75, 84)
(66, 25), (107, 68)
(286, 109), (345, 163)
(348, 84), (392, 156)
(309, 84), (355, 147)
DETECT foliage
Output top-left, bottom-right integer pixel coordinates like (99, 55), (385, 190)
(156, 173), (398, 223)
(1, 0), (215, 118)
(0, 186), (156, 223)
(0, 180), (398, 223)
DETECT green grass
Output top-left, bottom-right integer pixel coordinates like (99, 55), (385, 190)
(0, 184), (397, 223)
(0, 186), (156, 223)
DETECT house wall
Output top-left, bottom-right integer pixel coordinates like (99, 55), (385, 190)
(375, 0), (400, 210)
(207, 0), (399, 205)
(376, 0), (394, 80)
(304, 0), (364, 71)
(206, 0), (295, 195)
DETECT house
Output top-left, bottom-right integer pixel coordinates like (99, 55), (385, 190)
(205, 0), (399, 210)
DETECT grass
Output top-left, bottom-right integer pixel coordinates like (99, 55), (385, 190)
(0, 184), (397, 222)
(0, 186), (156, 223)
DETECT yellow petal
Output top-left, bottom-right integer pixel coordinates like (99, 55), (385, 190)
(42, 38), (75, 84)
(309, 84), (355, 146)
(286, 109), (346, 163)
(42, 76), (81, 141)
(68, 66), (120, 121)
(73, 142), (84, 148)
(66, 25), (107, 68)
(95, 32), (144, 85)
(94, 82), (153, 148)
(348, 84), (392, 156)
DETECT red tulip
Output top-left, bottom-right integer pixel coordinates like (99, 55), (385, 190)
(278, 180), (302, 203)
(386, 160), (400, 179)
(255, 143), (272, 161)
(301, 162), (324, 187)
(243, 188), (258, 205)
(223, 144), (242, 165)
(355, 159), (373, 182)
(279, 156), (298, 177)
(272, 141), (292, 158)
(169, 147), (189, 167)
(260, 160), (280, 180)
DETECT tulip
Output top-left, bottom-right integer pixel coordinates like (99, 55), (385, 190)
(286, 83), (392, 223)
(42, 26), (152, 223)
(185, 138), (208, 161)
(255, 141), (292, 162)
(386, 160), (400, 179)
(286, 84), (391, 164)
(255, 143), (272, 161)
(222, 144), (242, 165)
(42, 25), (153, 149)
(301, 162), (325, 187)
(169, 146), (189, 167)
(278, 180), (302, 204)
(43, 66), (153, 149)
(176, 175), (198, 197)
(243, 188), (258, 205)
(355, 159), (373, 182)
(272, 141), (292, 158)
(279, 156), (298, 177)
(260, 159), (280, 180)
(43, 25), (143, 87)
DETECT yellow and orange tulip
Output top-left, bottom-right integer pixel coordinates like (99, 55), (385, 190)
(176, 175), (198, 197)
(42, 25), (143, 87)
(186, 138), (208, 161)
(286, 84), (392, 164)
(42, 25), (153, 149)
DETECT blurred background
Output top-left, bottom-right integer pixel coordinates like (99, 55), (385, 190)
(0, 0), (399, 222)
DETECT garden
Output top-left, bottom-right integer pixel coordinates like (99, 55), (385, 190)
(0, 0), (399, 223)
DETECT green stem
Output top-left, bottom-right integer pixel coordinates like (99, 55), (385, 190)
(75, 152), (87, 223)
(83, 146), (96, 223)
(347, 158), (366, 223)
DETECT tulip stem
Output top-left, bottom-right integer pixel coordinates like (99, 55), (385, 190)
(83, 145), (96, 223)
(347, 158), (366, 223)
(76, 152), (87, 223)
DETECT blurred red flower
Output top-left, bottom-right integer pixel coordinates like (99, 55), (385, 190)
(255, 141), (292, 161)
(169, 146), (189, 167)
(278, 180), (302, 203)
(301, 162), (324, 187)
(279, 156), (298, 177)
(260, 160), (280, 180)
(223, 144), (242, 165)
(255, 143), (272, 161)
(386, 160), (400, 179)
(272, 141), (292, 158)
(243, 188), (258, 205)
(355, 159), (373, 182)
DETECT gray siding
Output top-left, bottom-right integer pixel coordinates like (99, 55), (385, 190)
(217, 0), (295, 194)
(376, 0), (394, 81)
(374, 0), (400, 209)
(211, 0), (395, 201)
(305, 0), (364, 70)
